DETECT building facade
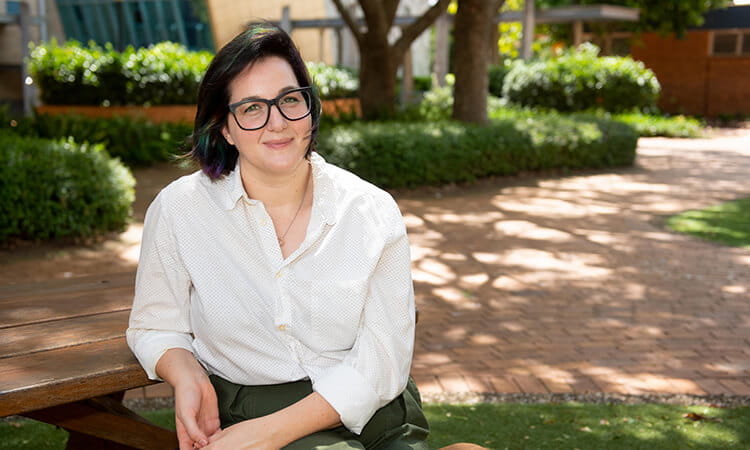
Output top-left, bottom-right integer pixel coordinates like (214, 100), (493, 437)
(629, 5), (750, 117)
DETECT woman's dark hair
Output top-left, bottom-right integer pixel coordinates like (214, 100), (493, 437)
(186, 24), (321, 179)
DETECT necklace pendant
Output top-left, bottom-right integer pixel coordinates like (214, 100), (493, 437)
(278, 237), (285, 246)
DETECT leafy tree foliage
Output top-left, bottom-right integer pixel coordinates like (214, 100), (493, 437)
(539, 0), (732, 37)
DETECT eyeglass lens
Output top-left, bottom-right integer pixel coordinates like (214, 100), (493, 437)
(233, 89), (311, 130)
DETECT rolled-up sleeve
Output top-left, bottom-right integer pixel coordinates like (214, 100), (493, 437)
(313, 201), (415, 434)
(126, 191), (194, 380)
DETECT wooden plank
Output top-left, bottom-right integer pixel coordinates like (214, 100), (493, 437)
(0, 285), (134, 329)
(0, 272), (134, 299)
(0, 310), (130, 358)
(0, 338), (155, 416)
(26, 395), (177, 450)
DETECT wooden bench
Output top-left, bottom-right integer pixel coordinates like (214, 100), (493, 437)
(0, 272), (177, 449)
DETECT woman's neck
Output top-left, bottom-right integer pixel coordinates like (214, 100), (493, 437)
(239, 160), (311, 209)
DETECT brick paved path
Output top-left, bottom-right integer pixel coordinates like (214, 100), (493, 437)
(121, 129), (750, 403)
(404, 129), (750, 398)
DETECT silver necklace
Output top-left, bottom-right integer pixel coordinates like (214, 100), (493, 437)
(278, 169), (310, 247)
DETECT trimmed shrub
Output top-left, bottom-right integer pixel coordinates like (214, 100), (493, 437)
(317, 110), (638, 189)
(121, 42), (211, 105)
(488, 60), (514, 97)
(3, 112), (192, 166)
(28, 40), (125, 105)
(29, 40), (212, 106)
(0, 132), (135, 243)
(306, 62), (358, 99)
(502, 44), (660, 113)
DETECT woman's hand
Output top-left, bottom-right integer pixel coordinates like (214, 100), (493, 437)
(205, 417), (283, 450)
(155, 348), (220, 450)
(205, 392), (340, 450)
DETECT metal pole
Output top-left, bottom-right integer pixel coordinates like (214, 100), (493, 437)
(169, 0), (187, 46)
(20, 2), (32, 116)
(521, 0), (535, 60)
(38, 0), (47, 41)
(573, 20), (582, 47)
(280, 5), (291, 33)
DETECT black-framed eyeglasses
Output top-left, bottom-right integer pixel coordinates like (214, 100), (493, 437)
(228, 87), (313, 131)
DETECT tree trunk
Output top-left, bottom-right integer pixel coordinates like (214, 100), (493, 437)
(452, 0), (496, 124)
(331, 0), (451, 120)
(358, 38), (400, 120)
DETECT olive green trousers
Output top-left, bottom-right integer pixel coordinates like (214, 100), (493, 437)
(209, 375), (430, 449)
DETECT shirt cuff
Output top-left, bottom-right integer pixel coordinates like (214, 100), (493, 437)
(313, 365), (380, 435)
(126, 329), (194, 381)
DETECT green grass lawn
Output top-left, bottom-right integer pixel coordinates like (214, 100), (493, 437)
(667, 197), (750, 248)
(2, 403), (748, 449)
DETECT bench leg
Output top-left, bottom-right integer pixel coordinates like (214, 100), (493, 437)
(23, 392), (177, 450)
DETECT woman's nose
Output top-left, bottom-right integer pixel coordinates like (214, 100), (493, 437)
(266, 104), (288, 131)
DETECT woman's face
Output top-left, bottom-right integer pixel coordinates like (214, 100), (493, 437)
(222, 56), (312, 180)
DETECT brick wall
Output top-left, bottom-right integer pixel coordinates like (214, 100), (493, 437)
(630, 31), (750, 117)
(706, 57), (750, 117)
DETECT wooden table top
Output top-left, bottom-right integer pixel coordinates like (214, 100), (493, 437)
(0, 272), (156, 417)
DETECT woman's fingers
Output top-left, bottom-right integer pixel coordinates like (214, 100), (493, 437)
(177, 418), (200, 450)
(177, 414), (208, 448)
(198, 384), (221, 436)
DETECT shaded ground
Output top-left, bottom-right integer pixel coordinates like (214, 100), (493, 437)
(2, 128), (749, 399)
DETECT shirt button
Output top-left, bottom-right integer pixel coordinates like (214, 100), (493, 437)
(278, 324), (287, 331)
(276, 270), (283, 279)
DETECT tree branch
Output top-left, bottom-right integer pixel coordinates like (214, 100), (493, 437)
(383, 0), (399, 27)
(360, 0), (391, 38)
(393, 0), (451, 56)
(331, 0), (364, 45)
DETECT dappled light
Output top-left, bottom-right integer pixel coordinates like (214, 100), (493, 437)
(407, 130), (750, 398)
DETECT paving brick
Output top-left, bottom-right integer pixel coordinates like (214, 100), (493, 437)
(487, 376), (521, 393)
(719, 379), (750, 396)
(538, 377), (574, 393)
(438, 375), (472, 393)
(145, 382), (174, 398)
(413, 375), (443, 395)
(123, 387), (145, 401)
(512, 375), (548, 394)
(694, 378), (727, 396)
(462, 375), (495, 393)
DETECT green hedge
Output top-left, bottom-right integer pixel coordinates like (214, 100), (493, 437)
(502, 44), (660, 113)
(0, 132), (135, 243)
(317, 111), (638, 189)
(3, 112), (192, 166)
(611, 112), (704, 138)
(29, 40), (212, 106)
(488, 61), (514, 98)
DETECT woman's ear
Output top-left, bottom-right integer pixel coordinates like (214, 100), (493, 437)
(222, 124), (236, 146)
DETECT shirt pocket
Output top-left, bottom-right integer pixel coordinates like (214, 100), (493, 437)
(310, 277), (369, 351)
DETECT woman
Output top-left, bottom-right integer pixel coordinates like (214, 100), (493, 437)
(127, 24), (429, 449)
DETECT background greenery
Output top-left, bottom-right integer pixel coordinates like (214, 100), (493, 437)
(667, 197), (750, 248)
(502, 44), (661, 113)
(29, 40), (212, 106)
(318, 112), (638, 189)
(0, 131), (134, 243)
(3, 112), (193, 167)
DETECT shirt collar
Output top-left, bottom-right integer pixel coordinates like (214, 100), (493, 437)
(215, 161), (253, 210)
(310, 152), (337, 226)
(217, 153), (338, 226)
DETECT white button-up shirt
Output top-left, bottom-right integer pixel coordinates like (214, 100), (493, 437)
(127, 153), (416, 434)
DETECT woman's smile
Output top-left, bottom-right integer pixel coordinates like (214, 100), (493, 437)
(263, 137), (294, 149)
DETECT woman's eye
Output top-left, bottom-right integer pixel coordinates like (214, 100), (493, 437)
(281, 95), (300, 104)
(242, 103), (262, 113)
